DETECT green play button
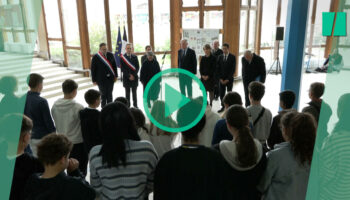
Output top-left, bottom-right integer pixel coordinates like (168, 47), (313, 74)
(143, 68), (207, 133)
(164, 83), (191, 117)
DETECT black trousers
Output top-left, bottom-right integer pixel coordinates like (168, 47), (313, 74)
(70, 142), (88, 177)
(125, 86), (138, 107)
(179, 75), (193, 98)
(219, 79), (233, 107)
(243, 80), (251, 107)
(98, 81), (114, 108)
(214, 84), (220, 99)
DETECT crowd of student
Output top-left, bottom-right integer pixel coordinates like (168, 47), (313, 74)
(0, 71), (334, 200)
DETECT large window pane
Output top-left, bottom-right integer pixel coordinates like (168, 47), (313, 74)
(261, 0), (278, 48)
(109, 0), (127, 52)
(182, 0), (198, 7)
(132, 0), (150, 52)
(49, 41), (64, 61)
(182, 12), (199, 29)
(44, 0), (62, 38)
(67, 49), (82, 69)
(156, 54), (171, 69)
(239, 10), (247, 51)
(154, 0), (170, 51)
(205, 0), (222, 6)
(251, 0), (258, 6)
(241, 0), (248, 6)
(61, 0), (80, 46)
(204, 11), (223, 29)
(248, 10), (256, 49)
(86, 0), (106, 54)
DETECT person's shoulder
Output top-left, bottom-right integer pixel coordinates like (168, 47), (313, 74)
(89, 145), (102, 158)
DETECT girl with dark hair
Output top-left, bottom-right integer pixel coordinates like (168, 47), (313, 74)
(258, 112), (316, 200)
(130, 107), (151, 142)
(89, 102), (158, 200)
(213, 105), (266, 199)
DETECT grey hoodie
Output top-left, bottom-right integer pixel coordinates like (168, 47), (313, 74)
(51, 98), (84, 144)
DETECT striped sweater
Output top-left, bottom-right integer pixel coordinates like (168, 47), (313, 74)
(89, 140), (158, 200)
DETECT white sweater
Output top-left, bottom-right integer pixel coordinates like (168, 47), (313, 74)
(51, 98), (84, 144)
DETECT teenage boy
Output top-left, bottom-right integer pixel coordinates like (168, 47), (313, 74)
(79, 89), (102, 154)
(23, 134), (95, 200)
(247, 81), (272, 144)
(24, 73), (56, 156)
(51, 79), (87, 175)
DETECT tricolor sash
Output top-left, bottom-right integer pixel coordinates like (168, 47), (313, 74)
(120, 54), (136, 71)
(97, 52), (116, 76)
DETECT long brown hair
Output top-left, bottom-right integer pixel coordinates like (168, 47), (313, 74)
(226, 105), (258, 167)
(282, 112), (316, 165)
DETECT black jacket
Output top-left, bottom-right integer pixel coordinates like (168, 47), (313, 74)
(140, 59), (161, 85)
(212, 48), (223, 59)
(79, 108), (102, 154)
(178, 48), (197, 74)
(24, 171), (95, 200)
(91, 52), (118, 84)
(241, 53), (266, 83)
(216, 53), (236, 81)
(200, 54), (217, 78)
(121, 53), (140, 87)
(23, 91), (56, 139)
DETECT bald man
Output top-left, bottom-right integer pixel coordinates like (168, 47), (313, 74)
(241, 50), (266, 107)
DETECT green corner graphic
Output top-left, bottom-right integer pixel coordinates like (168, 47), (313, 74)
(143, 68), (207, 133)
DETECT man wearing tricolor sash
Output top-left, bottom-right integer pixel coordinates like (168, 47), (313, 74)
(91, 43), (118, 107)
(120, 43), (140, 108)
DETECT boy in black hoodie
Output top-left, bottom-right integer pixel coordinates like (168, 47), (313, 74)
(79, 89), (102, 154)
(23, 134), (95, 200)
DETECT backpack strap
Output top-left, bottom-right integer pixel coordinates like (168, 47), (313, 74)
(253, 107), (266, 126)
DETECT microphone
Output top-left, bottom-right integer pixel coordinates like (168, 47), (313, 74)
(162, 52), (167, 60)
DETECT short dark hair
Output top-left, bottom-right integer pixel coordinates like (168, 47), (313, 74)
(62, 79), (78, 94)
(84, 89), (101, 105)
(248, 81), (265, 101)
(114, 97), (130, 108)
(37, 134), (73, 166)
(279, 90), (296, 109)
(21, 114), (33, 135)
(27, 73), (44, 89)
(223, 43), (229, 48)
(99, 43), (107, 48)
(310, 82), (325, 99)
(223, 92), (243, 107)
(145, 45), (151, 50)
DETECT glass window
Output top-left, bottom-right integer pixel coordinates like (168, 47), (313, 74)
(251, 0), (258, 6)
(182, 11), (199, 29)
(61, 0), (80, 46)
(182, 0), (198, 7)
(49, 41), (64, 61)
(241, 0), (248, 6)
(109, 0), (127, 52)
(86, 0), (107, 54)
(156, 54), (171, 69)
(239, 10), (247, 51)
(261, 0), (278, 47)
(43, 0), (61, 38)
(205, 0), (222, 6)
(314, 0), (331, 46)
(154, 0), (170, 51)
(248, 10), (256, 49)
(132, 0), (150, 53)
(67, 49), (82, 69)
(204, 11), (223, 29)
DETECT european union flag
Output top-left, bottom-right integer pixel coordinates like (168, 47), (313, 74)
(114, 26), (122, 68)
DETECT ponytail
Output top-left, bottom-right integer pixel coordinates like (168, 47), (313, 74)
(236, 126), (258, 167)
(226, 105), (258, 168)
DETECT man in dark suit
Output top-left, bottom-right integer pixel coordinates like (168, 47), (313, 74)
(91, 43), (118, 108)
(141, 45), (157, 65)
(121, 43), (140, 108)
(241, 50), (266, 107)
(212, 40), (224, 100)
(216, 43), (236, 113)
(178, 39), (197, 98)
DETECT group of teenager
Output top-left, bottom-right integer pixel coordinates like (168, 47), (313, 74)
(0, 62), (335, 199)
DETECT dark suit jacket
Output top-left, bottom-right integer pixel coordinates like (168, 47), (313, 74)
(140, 59), (161, 85)
(241, 53), (266, 83)
(216, 53), (236, 81)
(91, 52), (117, 84)
(178, 48), (197, 74)
(121, 53), (140, 87)
(212, 48), (223, 59)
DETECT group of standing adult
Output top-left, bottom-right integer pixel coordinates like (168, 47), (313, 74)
(91, 40), (267, 110)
